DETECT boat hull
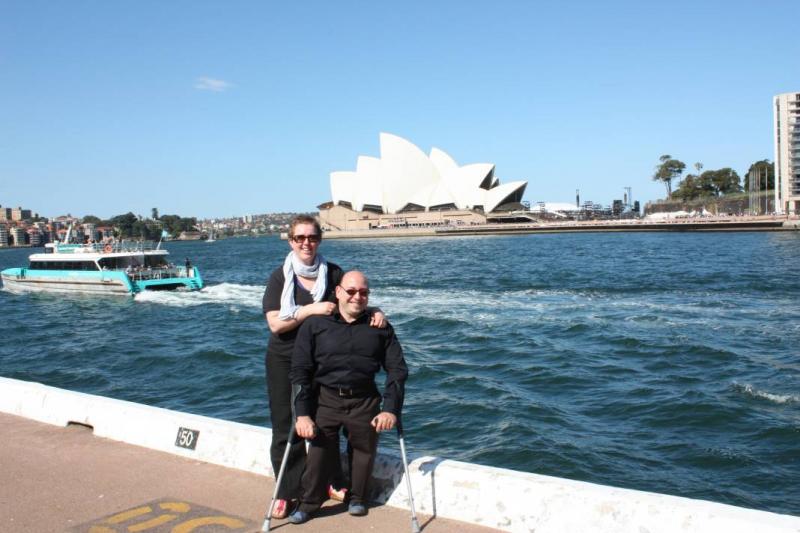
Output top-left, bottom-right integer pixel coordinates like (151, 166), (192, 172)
(1, 273), (131, 294)
(1, 268), (203, 295)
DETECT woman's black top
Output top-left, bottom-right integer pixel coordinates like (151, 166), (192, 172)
(262, 262), (343, 361)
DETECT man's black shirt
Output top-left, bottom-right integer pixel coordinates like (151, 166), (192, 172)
(290, 311), (408, 417)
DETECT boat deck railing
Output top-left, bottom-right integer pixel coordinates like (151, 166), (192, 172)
(54, 241), (159, 254)
(125, 266), (191, 281)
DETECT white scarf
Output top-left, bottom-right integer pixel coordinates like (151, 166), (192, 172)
(278, 251), (328, 319)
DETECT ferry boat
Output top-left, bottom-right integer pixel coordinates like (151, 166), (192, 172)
(0, 239), (203, 295)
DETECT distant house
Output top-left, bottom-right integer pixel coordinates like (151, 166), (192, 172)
(178, 231), (202, 241)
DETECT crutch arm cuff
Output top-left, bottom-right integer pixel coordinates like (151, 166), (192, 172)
(292, 384), (313, 418)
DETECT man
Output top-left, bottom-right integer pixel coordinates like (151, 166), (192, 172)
(287, 271), (408, 524)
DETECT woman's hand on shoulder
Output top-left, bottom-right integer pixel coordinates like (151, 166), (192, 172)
(369, 309), (387, 329)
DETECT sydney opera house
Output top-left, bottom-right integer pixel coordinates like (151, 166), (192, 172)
(318, 133), (528, 231)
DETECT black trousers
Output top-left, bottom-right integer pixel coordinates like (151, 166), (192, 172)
(266, 354), (306, 500)
(299, 387), (381, 512)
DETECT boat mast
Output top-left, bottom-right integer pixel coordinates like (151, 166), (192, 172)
(63, 223), (74, 244)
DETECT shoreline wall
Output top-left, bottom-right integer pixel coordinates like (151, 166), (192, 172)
(318, 216), (798, 240)
(1, 377), (798, 533)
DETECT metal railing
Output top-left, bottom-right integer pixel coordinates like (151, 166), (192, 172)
(55, 241), (158, 254)
(125, 266), (190, 281)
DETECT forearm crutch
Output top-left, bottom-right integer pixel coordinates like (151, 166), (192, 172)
(397, 420), (421, 533)
(261, 385), (301, 532)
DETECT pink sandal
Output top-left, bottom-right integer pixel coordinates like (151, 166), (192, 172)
(272, 498), (290, 519)
(328, 485), (348, 502)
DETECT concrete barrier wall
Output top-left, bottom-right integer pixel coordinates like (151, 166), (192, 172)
(1, 377), (798, 533)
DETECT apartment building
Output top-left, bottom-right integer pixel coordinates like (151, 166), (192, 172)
(774, 92), (800, 215)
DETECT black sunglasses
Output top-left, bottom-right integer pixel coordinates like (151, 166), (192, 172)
(339, 286), (369, 297)
(291, 234), (321, 244)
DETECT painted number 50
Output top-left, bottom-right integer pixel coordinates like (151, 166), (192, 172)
(175, 427), (199, 450)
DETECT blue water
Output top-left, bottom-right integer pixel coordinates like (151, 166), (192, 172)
(1, 232), (798, 516)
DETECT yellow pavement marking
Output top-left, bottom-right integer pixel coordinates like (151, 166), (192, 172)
(106, 506), (153, 524)
(170, 516), (246, 532)
(74, 499), (254, 532)
(159, 502), (191, 513)
(127, 514), (177, 532)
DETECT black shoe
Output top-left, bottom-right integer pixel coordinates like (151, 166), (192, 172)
(287, 510), (311, 524)
(348, 502), (367, 516)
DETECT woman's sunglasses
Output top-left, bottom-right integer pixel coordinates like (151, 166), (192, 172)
(291, 234), (321, 243)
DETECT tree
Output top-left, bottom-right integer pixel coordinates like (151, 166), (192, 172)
(743, 160), (774, 191)
(708, 168), (741, 196)
(652, 154), (686, 198)
(673, 167), (742, 200)
(110, 212), (138, 237)
(82, 215), (102, 224)
(151, 207), (159, 220)
(159, 214), (198, 237)
(673, 174), (703, 200)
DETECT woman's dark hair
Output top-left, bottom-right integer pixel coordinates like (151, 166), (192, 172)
(288, 215), (322, 239)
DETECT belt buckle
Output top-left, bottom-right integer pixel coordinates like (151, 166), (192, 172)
(338, 387), (353, 397)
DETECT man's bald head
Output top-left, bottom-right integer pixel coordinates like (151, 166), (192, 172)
(336, 270), (370, 321)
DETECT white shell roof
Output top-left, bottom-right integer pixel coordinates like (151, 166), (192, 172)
(329, 133), (527, 214)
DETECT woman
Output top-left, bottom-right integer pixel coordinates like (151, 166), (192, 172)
(262, 215), (384, 518)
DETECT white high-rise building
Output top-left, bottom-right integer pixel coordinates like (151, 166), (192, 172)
(10, 227), (26, 246)
(774, 92), (800, 215)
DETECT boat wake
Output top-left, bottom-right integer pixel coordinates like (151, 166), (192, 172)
(134, 282), (263, 308)
(732, 382), (799, 405)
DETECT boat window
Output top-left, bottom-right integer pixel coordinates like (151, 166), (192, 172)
(98, 257), (119, 269)
(144, 255), (168, 267)
(64, 261), (99, 271)
(98, 256), (141, 269)
(34, 260), (100, 271)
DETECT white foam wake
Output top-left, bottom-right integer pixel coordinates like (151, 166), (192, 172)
(733, 382), (799, 404)
(134, 283), (263, 309)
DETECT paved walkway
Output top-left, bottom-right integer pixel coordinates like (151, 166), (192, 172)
(0, 413), (498, 533)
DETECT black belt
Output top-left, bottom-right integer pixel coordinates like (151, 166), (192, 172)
(323, 384), (377, 398)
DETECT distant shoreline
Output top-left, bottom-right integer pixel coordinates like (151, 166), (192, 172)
(315, 215), (799, 240)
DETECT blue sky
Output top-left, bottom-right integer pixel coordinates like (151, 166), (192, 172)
(1, 1), (798, 219)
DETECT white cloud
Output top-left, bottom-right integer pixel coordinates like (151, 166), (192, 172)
(194, 77), (233, 92)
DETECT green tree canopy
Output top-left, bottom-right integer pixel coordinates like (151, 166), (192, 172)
(743, 160), (775, 191)
(81, 215), (102, 224)
(652, 155), (686, 198)
(673, 175), (702, 201)
(159, 214), (198, 237)
(108, 211), (196, 239)
(673, 168), (741, 200)
(709, 168), (741, 196)
(109, 212), (138, 237)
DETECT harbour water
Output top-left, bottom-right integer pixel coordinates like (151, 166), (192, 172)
(1, 232), (798, 516)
